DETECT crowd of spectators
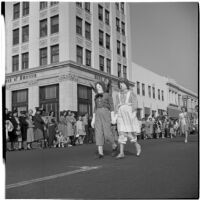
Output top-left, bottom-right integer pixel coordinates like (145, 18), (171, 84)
(5, 106), (198, 152)
(5, 107), (95, 151)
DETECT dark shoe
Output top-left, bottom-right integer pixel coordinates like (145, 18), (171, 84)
(111, 146), (118, 157)
(95, 153), (104, 159)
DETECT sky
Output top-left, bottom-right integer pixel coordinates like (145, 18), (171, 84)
(130, 2), (198, 94)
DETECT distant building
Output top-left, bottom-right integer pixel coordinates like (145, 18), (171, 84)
(5, 2), (133, 118)
(166, 78), (198, 118)
(131, 62), (168, 119)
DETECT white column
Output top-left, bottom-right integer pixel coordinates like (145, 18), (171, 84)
(6, 89), (12, 110)
(29, 85), (39, 111)
(59, 80), (77, 111)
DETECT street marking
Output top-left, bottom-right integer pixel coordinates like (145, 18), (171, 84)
(6, 166), (101, 190)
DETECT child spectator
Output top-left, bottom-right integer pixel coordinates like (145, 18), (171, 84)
(54, 131), (68, 148)
(75, 116), (86, 145)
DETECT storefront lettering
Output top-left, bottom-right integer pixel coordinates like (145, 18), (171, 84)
(6, 73), (37, 83)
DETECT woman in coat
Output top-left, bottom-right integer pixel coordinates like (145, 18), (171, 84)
(66, 110), (76, 146)
(47, 111), (57, 147)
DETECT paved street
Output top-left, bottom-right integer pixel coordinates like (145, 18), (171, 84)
(6, 134), (198, 199)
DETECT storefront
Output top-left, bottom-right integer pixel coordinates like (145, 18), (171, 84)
(6, 61), (135, 120)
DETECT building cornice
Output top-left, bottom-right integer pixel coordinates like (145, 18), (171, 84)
(5, 60), (135, 87)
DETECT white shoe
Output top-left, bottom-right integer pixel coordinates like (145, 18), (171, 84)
(184, 139), (188, 143)
(136, 144), (141, 157)
(116, 153), (125, 159)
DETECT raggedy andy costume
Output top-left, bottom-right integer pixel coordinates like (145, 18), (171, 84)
(115, 78), (141, 159)
(91, 81), (118, 158)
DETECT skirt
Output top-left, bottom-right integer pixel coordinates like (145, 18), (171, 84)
(34, 128), (44, 141)
(117, 105), (140, 133)
(27, 128), (34, 143)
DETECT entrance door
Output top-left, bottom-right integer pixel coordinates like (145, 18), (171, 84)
(39, 84), (59, 120)
(77, 84), (92, 116)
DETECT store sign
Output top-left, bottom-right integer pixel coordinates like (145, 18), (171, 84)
(6, 73), (37, 83)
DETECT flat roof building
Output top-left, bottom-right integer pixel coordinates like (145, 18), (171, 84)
(5, 2), (133, 117)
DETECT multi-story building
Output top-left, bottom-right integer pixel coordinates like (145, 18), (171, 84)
(5, 2), (133, 118)
(167, 78), (198, 118)
(131, 62), (169, 119)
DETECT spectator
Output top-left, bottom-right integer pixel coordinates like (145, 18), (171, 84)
(54, 131), (68, 148)
(26, 109), (35, 150)
(34, 107), (45, 148)
(66, 110), (76, 146)
(141, 118), (146, 139)
(75, 115), (86, 145)
(47, 111), (57, 148)
(57, 111), (68, 142)
(10, 109), (22, 150)
(19, 110), (28, 150)
(5, 110), (14, 151)
(145, 118), (153, 139)
(82, 113), (89, 143)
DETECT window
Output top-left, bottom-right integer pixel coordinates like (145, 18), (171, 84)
(98, 5), (103, 21)
(115, 3), (119, 10)
(51, 15), (59, 34)
(76, 16), (82, 35)
(12, 89), (28, 112)
(13, 3), (20, 19)
(105, 9), (109, 25)
(123, 66), (127, 78)
(50, 2), (58, 6)
(22, 25), (29, 43)
(121, 22), (125, 35)
(148, 86), (151, 98)
(117, 40), (120, 55)
(85, 2), (90, 12)
(152, 87), (155, 99)
(40, 2), (47, 10)
(85, 22), (91, 40)
(22, 52), (29, 70)
(142, 83), (145, 96)
(22, 2), (29, 16)
(116, 18), (120, 32)
(40, 19), (47, 37)
(118, 63), (121, 77)
(107, 59), (111, 74)
(76, 45), (83, 65)
(162, 90), (164, 101)
(76, 2), (82, 8)
(106, 34), (110, 50)
(12, 55), (19, 72)
(99, 56), (104, 71)
(40, 47), (47, 66)
(158, 89), (160, 100)
(121, 2), (124, 14)
(51, 44), (59, 63)
(85, 49), (91, 67)
(122, 43), (126, 57)
(13, 29), (19, 45)
(137, 82), (140, 95)
(99, 30), (104, 46)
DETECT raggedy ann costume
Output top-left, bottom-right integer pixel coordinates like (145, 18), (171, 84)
(115, 78), (141, 159)
(91, 80), (118, 158)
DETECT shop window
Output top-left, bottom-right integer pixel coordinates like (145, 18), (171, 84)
(12, 89), (28, 112)
(78, 85), (92, 116)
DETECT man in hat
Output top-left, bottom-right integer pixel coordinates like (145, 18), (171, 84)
(19, 110), (28, 150)
(34, 107), (45, 148)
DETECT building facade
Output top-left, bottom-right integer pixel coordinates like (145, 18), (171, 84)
(5, 2), (133, 118)
(131, 62), (169, 119)
(167, 78), (198, 118)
